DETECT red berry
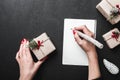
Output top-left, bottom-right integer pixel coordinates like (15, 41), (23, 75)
(116, 5), (119, 8)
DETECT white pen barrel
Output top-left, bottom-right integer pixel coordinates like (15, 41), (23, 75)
(77, 31), (103, 49)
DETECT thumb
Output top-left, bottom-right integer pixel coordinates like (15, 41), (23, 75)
(33, 61), (42, 73)
(34, 61), (43, 70)
(34, 57), (48, 71)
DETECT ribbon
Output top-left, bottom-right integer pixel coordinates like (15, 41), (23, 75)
(116, 5), (120, 9)
(37, 38), (50, 56)
(29, 37), (50, 56)
(111, 31), (120, 41)
(37, 40), (44, 49)
(106, 31), (120, 41)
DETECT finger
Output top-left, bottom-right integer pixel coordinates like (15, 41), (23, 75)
(74, 25), (90, 33)
(38, 57), (48, 66)
(23, 38), (27, 48)
(19, 38), (25, 52)
(19, 43), (24, 57)
(23, 40), (33, 60)
(22, 40), (33, 61)
(34, 57), (48, 72)
(15, 51), (20, 63)
(75, 25), (94, 37)
(40, 56), (48, 61)
(25, 41), (31, 57)
(19, 38), (27, 57)
(74, 33), (83, 45)
(22, 39), (30, 57)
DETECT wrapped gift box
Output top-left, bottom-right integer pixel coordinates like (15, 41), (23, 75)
(29, 33), (56, 60)
(103, 28), (120, 49)
(96, 0), (120, 24)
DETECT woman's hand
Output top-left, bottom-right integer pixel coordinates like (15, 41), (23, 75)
(73, 25), (101, 80)
(73, 25), (97, 57)
(16, 38), (47, 80)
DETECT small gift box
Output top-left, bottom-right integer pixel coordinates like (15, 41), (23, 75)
(96, 0), (120, 24)
(103, 28), (120, 49)
(29, 33), (56, 60)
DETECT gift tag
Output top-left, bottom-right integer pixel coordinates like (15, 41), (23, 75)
(103, 59), (119, 74)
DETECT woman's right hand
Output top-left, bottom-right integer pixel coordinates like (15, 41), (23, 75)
(73, 25), (97, 57)
(73, 25), (101, 80)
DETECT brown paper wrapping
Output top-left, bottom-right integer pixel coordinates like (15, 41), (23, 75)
(103, 28), (120, 48)
(31, 33), (56, 60)
(96, 0), (120, 24)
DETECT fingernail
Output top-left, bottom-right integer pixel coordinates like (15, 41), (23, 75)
(73, 30), (76, 35)
(21, 38), (27, 44)
(21, 38), (24, 44)
(24, 38), (27, 43)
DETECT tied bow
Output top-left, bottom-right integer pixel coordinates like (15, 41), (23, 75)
(37, 40), (44, 49)
(111, 31), (120, 41)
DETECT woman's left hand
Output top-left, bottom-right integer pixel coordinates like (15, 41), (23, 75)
(16, 38), (47, 80)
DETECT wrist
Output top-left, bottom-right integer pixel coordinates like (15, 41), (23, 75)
(19, 76), (32, 80)
(87, 51), (101, 80)
(87, 50), (98, 61)
(19, 73), (33, 80)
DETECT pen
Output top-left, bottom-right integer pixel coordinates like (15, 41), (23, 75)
(75, 30), (104, 49)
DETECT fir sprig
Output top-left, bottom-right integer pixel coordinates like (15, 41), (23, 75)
(110, 5), (120, 20)
(29, 40), (38, 50)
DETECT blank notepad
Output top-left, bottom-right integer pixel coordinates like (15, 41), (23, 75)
(62, 19), (97, 66)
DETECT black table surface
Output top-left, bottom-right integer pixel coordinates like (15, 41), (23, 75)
(0, 0), (120, 80)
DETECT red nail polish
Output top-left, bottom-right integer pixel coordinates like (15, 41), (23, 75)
(73, 30), (76, 35)
(24, 38), (26, 43)
(24, 38), (26, 42)
(21, 38), (24, 44)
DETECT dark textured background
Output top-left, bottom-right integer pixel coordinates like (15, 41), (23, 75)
(0, 0), (120, 80)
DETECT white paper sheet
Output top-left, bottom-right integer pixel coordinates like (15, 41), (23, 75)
(62, 19), (97, 66)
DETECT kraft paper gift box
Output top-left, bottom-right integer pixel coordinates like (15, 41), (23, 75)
(103, 28), (120, 49)
(96, 0), (120, 24)
(29, 33), (56, 60)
